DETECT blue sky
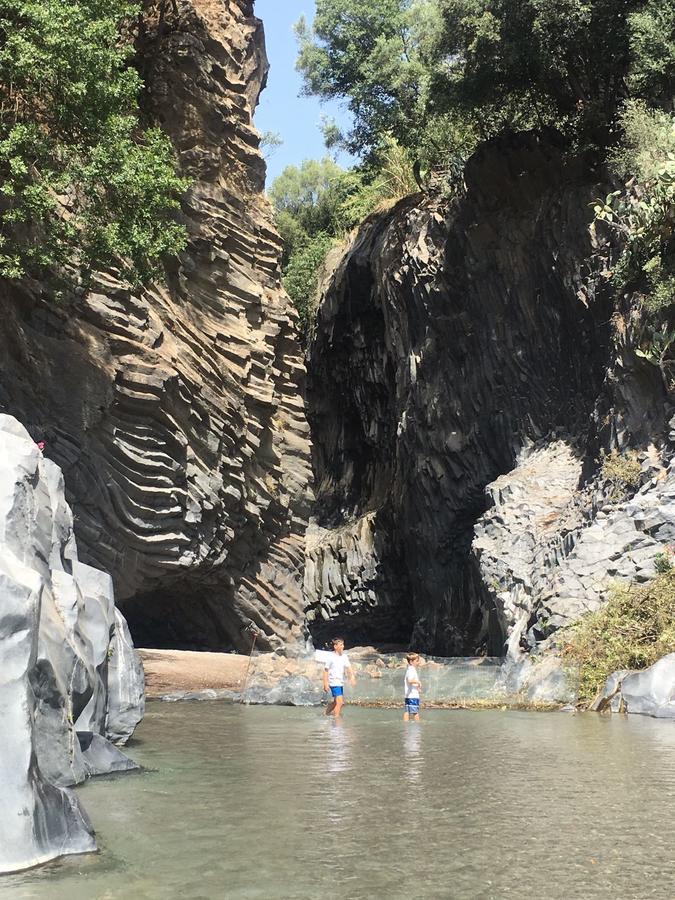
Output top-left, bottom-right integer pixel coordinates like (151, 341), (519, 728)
(253, 0), (355, 186)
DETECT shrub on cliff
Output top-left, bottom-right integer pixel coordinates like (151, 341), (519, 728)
(271, 142), (418, 331)
(562, 571), (675, 702)
(282, 232), (336, 331)
(0, 0), (187, 285)
(593, 101), (675, 386)
(600, 449), (642, 501)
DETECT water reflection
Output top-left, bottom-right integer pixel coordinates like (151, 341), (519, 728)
(325, 717), (353, 778)
(402, 723), (423, 785)
(4, 706), (675, 900)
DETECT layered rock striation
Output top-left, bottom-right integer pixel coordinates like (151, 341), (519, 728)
(0, 415), (144, 874)
(306, 132), (673, 655)
(0, 0), (312, 652)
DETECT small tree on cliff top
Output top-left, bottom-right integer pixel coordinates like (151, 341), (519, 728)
(297, 0), (675, 168)
(0, 0), (188, 285)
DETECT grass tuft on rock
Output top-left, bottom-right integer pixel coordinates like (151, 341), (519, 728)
(600, 449), (642, 500)
(562, 572), (675, 703)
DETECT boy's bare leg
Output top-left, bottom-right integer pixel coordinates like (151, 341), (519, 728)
(334, 695), (344, 717)
(325, 697), (336, 716)
(413, 712), (420, 721)
(403, 710), (409, 721)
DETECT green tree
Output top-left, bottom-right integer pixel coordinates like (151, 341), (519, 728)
(0, 0), (188, 285)
(432, 0), (635, 139)
(295, 0), (471, 171)
(298, 0), (675, 166)
(269, 157), (354, 265)
(628, 0), (675, 101)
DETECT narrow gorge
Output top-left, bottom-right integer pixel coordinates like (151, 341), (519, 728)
(1, 0), (674, 883)
(306, 133), (673, 668)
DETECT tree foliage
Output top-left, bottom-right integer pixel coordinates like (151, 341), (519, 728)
(295, 0), (474, 173)
(282, 231), (336, 332)
(297, 0), (675, 168)
(628, 0), (675, 101)
(0, 0), (188, 285)
(594, 103), (675, 328)
(270, 157), (351, 265)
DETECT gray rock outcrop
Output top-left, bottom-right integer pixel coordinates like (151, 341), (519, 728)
(0, 415), (144, 874)
(0, 0), (313, 653)
(474, 443), (675, 661)
(306, 135), (608, 651)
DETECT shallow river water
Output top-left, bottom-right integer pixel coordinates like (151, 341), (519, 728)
(5, 703), (675, 899)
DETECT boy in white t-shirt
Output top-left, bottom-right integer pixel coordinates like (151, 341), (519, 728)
(322, 638), (356, 717)
(404, 652), (421, 721)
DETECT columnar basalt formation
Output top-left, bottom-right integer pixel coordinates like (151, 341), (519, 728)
(306, 133), (673, 655)
(474, 435), (674, 672)
(0, 415), (144, 874)
(0, 0), (313, 652)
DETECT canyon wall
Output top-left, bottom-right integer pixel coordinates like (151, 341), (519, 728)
(306, 132), (674, 657)
(0, 0), (313, 652)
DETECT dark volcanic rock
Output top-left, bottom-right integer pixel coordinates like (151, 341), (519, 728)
(0, 0), (312, 653)
(306, 133), (672, 655)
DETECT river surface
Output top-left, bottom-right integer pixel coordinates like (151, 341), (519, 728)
(4, 703), (675, 899)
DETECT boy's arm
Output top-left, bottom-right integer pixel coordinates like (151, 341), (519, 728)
(323, 666), (329, 691)
(347, 665), (356, 686)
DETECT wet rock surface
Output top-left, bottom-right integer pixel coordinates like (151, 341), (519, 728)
(0, 416), (144, 874)
(593, 654), (675, 718)
(0, 0), (312, 653)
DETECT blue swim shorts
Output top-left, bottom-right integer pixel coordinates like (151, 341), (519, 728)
(330, 685), (344, 697)
(405, 698), (420, 712)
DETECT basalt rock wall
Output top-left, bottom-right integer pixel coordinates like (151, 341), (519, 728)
(0, 1), (313, 652)
(306, 132), (673, 655)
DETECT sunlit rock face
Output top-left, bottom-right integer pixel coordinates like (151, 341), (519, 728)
(0, 415), (144, 874)
(306, 132), (672, 655)
(0, 0), (313, 652)
(475, 439), (675, 663)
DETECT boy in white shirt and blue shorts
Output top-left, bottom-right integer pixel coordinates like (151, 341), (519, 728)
(404, 652), (421, 721)
(322, 638), (356, 717)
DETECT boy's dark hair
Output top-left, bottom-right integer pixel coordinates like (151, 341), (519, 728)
(332, 637), (345, 646)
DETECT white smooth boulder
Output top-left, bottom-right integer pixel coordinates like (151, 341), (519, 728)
(0, 415), (145, 874)
(620, 654), (675, 719)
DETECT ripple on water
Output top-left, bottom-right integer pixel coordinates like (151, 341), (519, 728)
(3, 704), (675, 899)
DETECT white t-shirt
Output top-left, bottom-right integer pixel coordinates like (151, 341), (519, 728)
(405, 665), (420, 699)
(325, 652), (352, 687)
